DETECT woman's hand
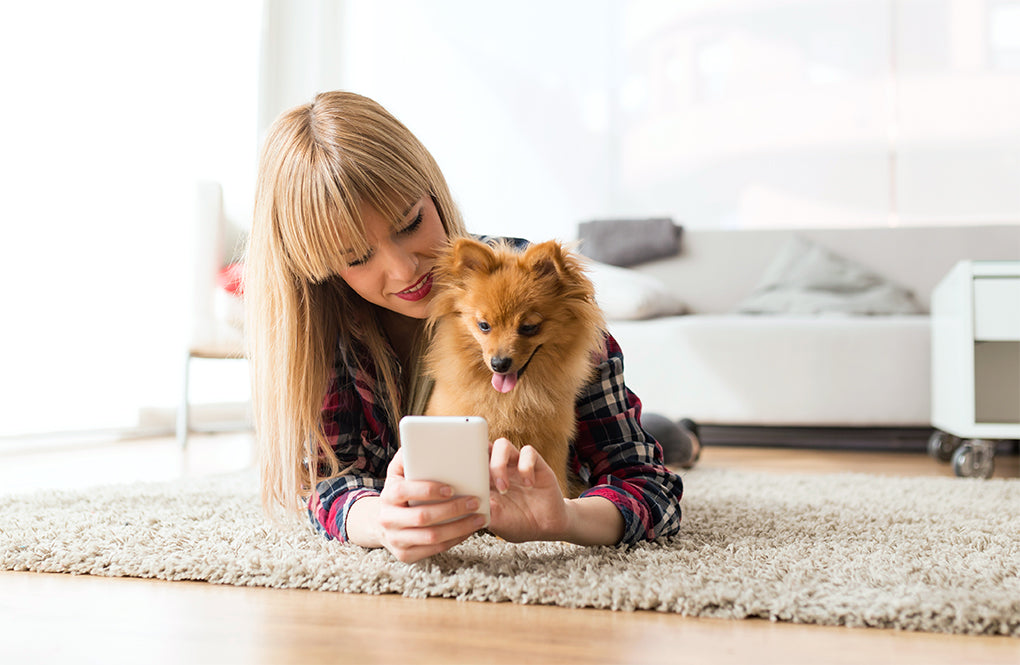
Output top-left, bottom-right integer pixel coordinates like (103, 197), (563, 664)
(487, 438), (626, 545)
(486, 438), (571, 543)
(371, 449), (488, 563)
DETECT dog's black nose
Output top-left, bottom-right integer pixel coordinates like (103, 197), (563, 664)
(490, 356), (512, 373)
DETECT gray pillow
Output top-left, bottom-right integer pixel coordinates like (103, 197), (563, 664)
(735, 236), (924, 315)
(578, 218), (682, 267)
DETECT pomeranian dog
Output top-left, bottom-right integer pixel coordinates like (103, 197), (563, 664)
(424, 238), (606, 498)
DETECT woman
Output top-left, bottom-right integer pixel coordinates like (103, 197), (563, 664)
(246, 91), (683, 563)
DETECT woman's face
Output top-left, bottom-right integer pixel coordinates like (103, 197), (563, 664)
(337, 195), (448, 319)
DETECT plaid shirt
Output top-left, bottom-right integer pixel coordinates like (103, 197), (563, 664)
(309, 333), (684, 546)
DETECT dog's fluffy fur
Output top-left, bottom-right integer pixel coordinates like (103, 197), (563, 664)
(424, 238), (606, 497)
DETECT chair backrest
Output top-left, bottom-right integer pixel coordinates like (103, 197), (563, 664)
(185, 181), (246, 356)
(186, 181), (226, 349)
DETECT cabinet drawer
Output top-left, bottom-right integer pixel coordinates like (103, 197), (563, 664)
(974, 277), (1020, 340)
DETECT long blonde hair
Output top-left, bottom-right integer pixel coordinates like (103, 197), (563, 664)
(245, 91), (467, 515)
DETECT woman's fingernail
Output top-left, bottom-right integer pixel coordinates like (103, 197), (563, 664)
(440, 486), (454, 497)
(465, 497), (479, 511)
(474, 515), (487, 528)
(496, 479), (508, 494)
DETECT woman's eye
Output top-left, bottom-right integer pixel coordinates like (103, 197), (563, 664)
(519, 323), (540, 336)
(398, 211), (424, 235)
(346, 255), (369, 267)
(477, 321), (491, 333)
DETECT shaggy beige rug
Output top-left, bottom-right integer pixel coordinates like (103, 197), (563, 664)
(1, 467), (1018, 636)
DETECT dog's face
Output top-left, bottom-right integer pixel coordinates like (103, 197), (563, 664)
(429, 239), (595, 393)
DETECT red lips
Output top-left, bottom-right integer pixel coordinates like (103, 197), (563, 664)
(394, 271), (433, 301)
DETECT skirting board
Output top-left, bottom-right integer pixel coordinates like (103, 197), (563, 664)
(138, 402), (253, 435)
(698, 425), (1020, 453)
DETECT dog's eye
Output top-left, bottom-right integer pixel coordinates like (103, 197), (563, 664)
(477, 321), (491, 333)
(519, 323), (540, 336)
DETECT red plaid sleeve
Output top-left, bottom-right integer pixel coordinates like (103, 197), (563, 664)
(307, 355), (395, 542)
(572, 334), (684, 543)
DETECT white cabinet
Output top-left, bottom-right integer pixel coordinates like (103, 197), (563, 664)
(930, 261), (1020, 477)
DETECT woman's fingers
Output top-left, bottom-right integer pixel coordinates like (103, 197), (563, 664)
(383, 449), (457, 505)
(517, 445), (540, 487)
(381, 513), (487, 563)
(489, 437), (518, 494)
(490, 439), (554, 490)
(386, 530), (475, 564)
(383, 479), (455, 506)
(386, 447), (406, 477)
(379, 495), (481, 529)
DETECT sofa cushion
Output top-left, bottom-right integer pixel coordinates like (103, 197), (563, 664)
(735, 236), (924, 315)
(587, 260), (687, 320)
(578, 218), (682, 267)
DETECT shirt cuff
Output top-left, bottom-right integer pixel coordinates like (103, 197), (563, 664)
(336, 488), (381, 543)
(580, 485), (650, 545)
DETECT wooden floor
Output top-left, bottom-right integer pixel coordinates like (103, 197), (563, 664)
(1, 432), (1018, 664)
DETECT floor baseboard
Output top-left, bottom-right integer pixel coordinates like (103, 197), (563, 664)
(698, 425), (1019, 454)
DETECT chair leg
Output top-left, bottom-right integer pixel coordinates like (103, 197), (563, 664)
(178, 351), (192, 449)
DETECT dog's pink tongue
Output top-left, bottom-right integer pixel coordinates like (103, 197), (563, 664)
(491, 372), (518, 393)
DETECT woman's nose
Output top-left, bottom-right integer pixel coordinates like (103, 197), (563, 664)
(379, 241), (418, 281)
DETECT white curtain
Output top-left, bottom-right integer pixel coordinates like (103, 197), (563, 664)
(0, 2), (261, 439)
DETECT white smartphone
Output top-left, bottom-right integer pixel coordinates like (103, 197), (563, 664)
(398, 415), (491, 527)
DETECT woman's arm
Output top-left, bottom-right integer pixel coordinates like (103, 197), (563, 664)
(309, 359), (392, 540)
(563, 496), (625, 545)
(571, 334), (684, 543)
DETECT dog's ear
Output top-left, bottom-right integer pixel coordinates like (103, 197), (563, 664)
(525, 240), (597, 301)
(450, 238), (499, 275)
(525, 240), (570, 280)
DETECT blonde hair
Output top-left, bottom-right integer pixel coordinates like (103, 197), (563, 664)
(245, 91), (467, 515)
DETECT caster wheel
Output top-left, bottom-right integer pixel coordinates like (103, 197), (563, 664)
(951, 440), (995, 479)
(927, 430), (961, 462)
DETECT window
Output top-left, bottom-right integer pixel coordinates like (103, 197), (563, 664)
(341, 0), (1020, 236)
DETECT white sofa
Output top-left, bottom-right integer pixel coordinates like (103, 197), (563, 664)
(600, 225), (1020, 429)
